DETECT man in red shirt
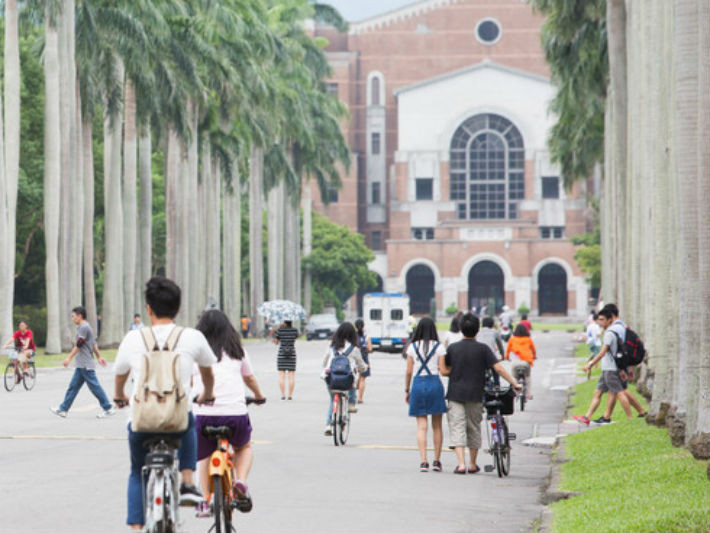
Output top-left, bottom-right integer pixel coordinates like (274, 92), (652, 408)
(3, 320), (35, 372)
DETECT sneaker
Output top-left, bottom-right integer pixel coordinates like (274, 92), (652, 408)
(420, 462), (429, 472)
(179, 483), (204, 506)
(233, 480), (252, 513)
(96, 407), (117, 418)
(195, 501), (211, 518)
(50, 406), (67, 418)
(324, 425), (333, 436)
(573, 415), (590, 426)
(637, 412), (648, 418)
(348, 405), (358, 413)
(453, 466), (466, 475)
(592, 417), (611, 425)
(432, 460), (442, 472)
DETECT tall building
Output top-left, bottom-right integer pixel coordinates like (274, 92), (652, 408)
(312, 0), (592, 317)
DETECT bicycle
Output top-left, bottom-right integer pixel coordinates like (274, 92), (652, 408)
(202, 396), (266, 533)
(3, 349), (36, 392)
(142, 436), (181, 533)
(514, 368), (527, 412)
(483, 385), (516, 478)
(329, 388), (351, 446)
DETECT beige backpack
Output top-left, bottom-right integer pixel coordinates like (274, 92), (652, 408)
(132, 326), (189, 433)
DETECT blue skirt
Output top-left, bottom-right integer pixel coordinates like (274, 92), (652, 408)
(408, 375), (446, 417)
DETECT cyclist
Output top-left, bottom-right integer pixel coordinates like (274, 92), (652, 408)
(3, 320), (35, 375)
(354, 318), (372, 404)
(113, 276), (217, 531)
(504, 324), (537, 400)
(322, 322), (368, 436)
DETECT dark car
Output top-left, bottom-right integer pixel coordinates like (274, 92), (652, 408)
(305, 314), (340, 340)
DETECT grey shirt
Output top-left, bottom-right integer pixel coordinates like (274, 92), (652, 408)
(476, 327), (505, 358)
(75, 321), (97, 369)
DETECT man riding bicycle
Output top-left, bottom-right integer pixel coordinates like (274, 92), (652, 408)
(3, 320), (35, 374)
(113, 277), (217, 531)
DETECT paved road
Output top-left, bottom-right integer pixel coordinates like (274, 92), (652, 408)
(0, 330), (577, 533)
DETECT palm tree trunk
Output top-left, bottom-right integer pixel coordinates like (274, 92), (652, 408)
(0, 0), (20, 342)
(138, 129), (152, 308)
(249, 146), (265, 334)
(222, 169), (240, 322)
(187, 103), (200, 320)
(267, 183), (280, 301)
(43, 8), (62, 354)
(165, 127), (179, 281)
(123, 79), (138, 326)
(202, 144), (220, 305)
(82, 119), (98, 333)
(100, 58), (125, 348)
(284, 194), (298, 302)
(302, 183), (312, 313)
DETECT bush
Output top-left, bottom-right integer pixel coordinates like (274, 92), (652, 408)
(13, 305), (47, 347)
(517, 302), (530, 315)
(445, 303), (458, 315)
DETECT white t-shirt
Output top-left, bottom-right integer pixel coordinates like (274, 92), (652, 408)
(586, 322), (602, 347)
(406, 340), (446, 376)
(113, 324), (217, 420)
(192, 351), (253, 416)
(444, 331), (463, 346)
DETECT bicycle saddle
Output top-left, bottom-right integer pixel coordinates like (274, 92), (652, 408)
(142, 437), (181, 450)
(202, 425), (233, 439)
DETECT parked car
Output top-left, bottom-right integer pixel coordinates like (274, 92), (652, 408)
(305, 314), (340, 340)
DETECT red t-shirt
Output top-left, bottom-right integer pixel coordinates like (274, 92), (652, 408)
(13, 329), (35, 351)
(519, 320), (532, 332)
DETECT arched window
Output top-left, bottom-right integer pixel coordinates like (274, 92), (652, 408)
(371, 77), (381, 106)
(449, 113), (524, 219)
(406, 264), (435, 314)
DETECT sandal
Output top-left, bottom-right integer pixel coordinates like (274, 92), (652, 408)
(453, 466), (466, 475)
(467, 465), (481, 474)
(420, 462), (429, 472)
(432, 460), (442, 472)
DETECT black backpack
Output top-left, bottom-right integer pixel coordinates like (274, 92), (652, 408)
(611, 326), (646, 369)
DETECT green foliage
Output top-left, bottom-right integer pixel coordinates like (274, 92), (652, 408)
(445, 303), (459, 316)
(530, 0), (607, 187)
(517, 302), (530, 315)
(302, 212), (377, 319)
(572, 227), (601, 289)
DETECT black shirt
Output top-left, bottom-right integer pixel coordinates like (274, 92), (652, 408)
(444, 338), (498, 402)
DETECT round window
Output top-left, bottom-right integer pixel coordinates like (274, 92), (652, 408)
(476, 18), (501, 45)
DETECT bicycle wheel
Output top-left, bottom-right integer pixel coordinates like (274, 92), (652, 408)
(4, 362), (17, 392)
(519, 377), (526, 412)
(22, 363), (36, 391)
(213, 475), (224, 533)
(339, 396), (350, 445)
(499, 418), (511, 476)
(332, 394), (340, 447)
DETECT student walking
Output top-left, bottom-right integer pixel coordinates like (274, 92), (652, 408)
(444, 314), (464, 348)
(404, 317), (447, 472)
(439, 313), (521, 474)
(50, 307), (115, 419)
(505, 324), (537, 400)
(355, 318), (372, 404)
(274, 321), (299, 400)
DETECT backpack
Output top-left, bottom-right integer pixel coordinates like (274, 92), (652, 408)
(611, 326), (646, 370)
(327, 345), (355, 391)
(132, 327), (189, 433)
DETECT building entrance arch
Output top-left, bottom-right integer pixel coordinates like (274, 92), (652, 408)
(468, 261), (504, 314)
(406, 264), (435, 314)
(538, 263), (567, 315)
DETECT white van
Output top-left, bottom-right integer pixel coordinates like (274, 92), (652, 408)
(363, 293), (410, 352)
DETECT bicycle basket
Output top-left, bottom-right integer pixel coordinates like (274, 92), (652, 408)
(484, 387), (515, 416)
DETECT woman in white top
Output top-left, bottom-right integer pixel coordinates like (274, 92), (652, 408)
(444, 314), (464, 347)
(404, 317), (447, 472)
(193, 310), (265, 517)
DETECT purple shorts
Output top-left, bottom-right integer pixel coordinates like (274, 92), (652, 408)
(196, 414), (252, 461)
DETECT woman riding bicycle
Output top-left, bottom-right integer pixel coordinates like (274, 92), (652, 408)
(504, 324), (536, 400)
(193, 309), (265, 517)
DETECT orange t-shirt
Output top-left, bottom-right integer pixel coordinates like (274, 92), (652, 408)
(505, 336), (536, 366)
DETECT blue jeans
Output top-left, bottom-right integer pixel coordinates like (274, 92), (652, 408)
(59, 368), (112, 412)
(325, 386), (357, 424)
(126, 413), (197, 526)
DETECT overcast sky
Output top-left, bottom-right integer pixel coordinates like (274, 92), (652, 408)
(324, 0), (415, 21)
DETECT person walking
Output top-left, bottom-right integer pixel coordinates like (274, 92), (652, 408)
(240, 315), (251, 338)
(50, 306), (115, 419)
(355, 318), (372, 404)
(113, 276), (217, 530)
(505, 324), (537, 400)
(129, 313), (144, 331)
(439, 313), (521, 474)
(192, 309), (265, 517)
(444, 314), (464, 348)
(274, 320), (299, 400)
(404, 317), (447, 472)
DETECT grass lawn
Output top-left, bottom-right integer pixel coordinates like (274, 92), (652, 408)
(0, 348), (118, 369)
(551, 345), (710, 532)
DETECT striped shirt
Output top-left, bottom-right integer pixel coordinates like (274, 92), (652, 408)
(275, 327), (299, 356)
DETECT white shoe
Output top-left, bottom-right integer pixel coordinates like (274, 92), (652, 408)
(348, 406), (358, 413)
(50, 406), (67, 418)
(324, 425), (333, 436)
(97, 407), (117, 418)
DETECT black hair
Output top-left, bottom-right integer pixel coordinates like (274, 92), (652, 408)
(521, 313), (528, 320)
(18, 319), (28, 326)
(592, 312), (599, 320)
(284, 320), (293, 328)
(598, 308), (614, 320)
(481, 316), (494, 328)
(449, 316), (461, 333)
(410, 316), (439, 354)
(196, 309), (245, 361)
(145, 276), (181, 319)
(134, 313), (141, 319)
(513, 324), (530, 337)
(72, 306), (87, 319)
(354, 318), (365, 337)
(331, 322), (359, 350)
(460, 313), (480, 337)
(602, 303), (619, 317)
